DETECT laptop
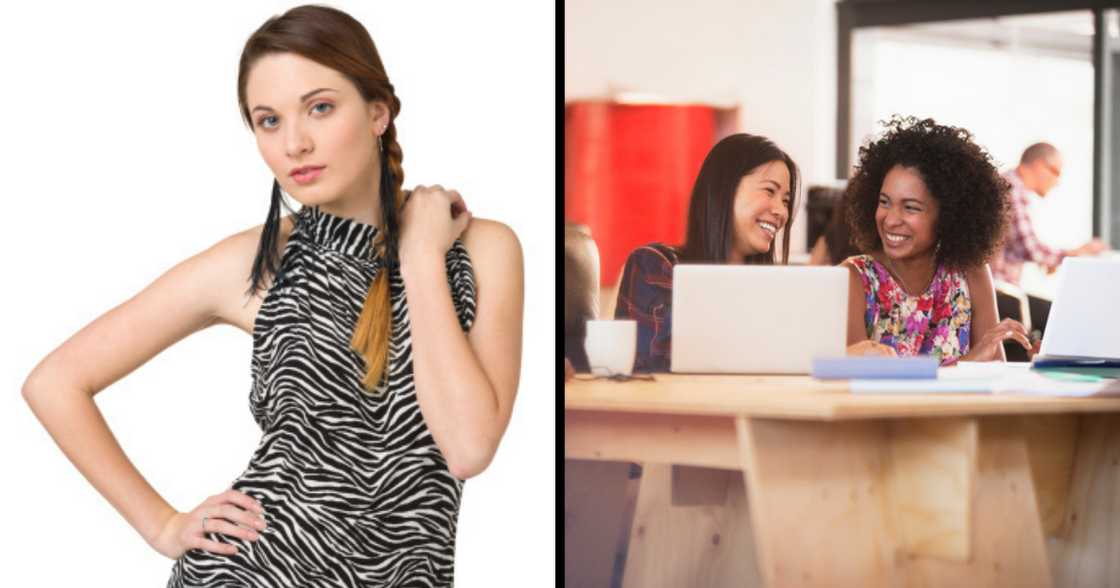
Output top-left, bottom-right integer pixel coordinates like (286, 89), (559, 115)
(1033, 257), (1120, 367)
(670, 265), (848, 374)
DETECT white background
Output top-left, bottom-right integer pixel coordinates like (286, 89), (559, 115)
(1, 1), (554, 585)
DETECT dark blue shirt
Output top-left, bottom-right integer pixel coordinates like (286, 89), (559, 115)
(613, 243), (679, 372)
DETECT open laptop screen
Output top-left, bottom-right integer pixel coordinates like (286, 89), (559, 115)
(671, 265), (848, 374)
(1037, 257), (1120, 360)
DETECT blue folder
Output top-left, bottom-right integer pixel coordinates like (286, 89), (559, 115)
(812, 357), (939, 380)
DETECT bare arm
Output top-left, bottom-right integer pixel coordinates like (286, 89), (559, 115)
(844, 262), (867, 345)
(961, 263), (1030, 362)
(808, 236), (829, 266)
(843, 261), (897, 356)
(21, 226), (269, 554)
(401, 218), (524, 480)
(964, 264), (1003, 360)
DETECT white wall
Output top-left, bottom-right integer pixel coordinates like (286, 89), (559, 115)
(1, 1), (553, 586)
(565, 0), (839, 255)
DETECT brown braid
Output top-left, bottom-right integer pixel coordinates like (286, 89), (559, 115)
(351, 108), (407, 393)
(382, 96), (406, 206)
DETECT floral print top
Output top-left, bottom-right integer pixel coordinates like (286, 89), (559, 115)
(845, 254), (972, 366)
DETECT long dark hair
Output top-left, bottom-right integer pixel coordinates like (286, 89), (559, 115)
(237, 5), (405, 392)
(678, 133), (799, 265)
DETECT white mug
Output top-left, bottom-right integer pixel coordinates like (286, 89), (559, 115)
(584, 319), (638, 377)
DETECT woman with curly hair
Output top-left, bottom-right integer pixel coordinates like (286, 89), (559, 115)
(614, 133), (798, 372)
(842, 115), (1032, 364)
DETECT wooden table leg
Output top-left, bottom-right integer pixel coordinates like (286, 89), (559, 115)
(736, 416), (1051, 588)
(565, 459), (640, 588)
(1019, 414), (1080, 538)
(565, 411), (760, 586)
(899, 417), (1051, 586)
(1047, 413), (1120, 586)
(622, 463), (763, 587)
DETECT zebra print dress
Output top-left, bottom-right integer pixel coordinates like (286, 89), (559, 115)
(167, 205), (477, 587)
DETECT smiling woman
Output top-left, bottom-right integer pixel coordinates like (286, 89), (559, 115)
(19, 5), (525, 588)
(611, 133), (799, 373)
(841, 115), (1032, 364)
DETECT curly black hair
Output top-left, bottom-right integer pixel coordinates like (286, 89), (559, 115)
(844, 115), (1010, 271)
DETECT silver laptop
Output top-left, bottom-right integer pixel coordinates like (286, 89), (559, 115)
(1036, 257), (1120, 361)
(670, 265), (848, 374)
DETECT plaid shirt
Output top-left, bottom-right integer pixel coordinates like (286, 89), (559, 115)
(613, 243), (679, 372)
(990, 169), (1065, 285)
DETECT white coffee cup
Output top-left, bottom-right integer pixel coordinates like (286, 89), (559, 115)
(584, 319), (638, 377)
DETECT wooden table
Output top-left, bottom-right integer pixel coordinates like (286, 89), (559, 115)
(565, 374), (1120, 588)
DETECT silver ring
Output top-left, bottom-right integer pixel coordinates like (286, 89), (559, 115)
(202, 516), (209, 534)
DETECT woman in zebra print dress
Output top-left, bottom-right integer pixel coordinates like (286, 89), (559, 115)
(21, 6), (523, 587)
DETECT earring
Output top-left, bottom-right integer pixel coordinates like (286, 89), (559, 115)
(376, 121), (389, 152)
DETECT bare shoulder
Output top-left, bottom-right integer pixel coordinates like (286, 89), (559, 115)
(202, 214), (296, 279)
(840, 258), (862, 282)
(962, 263), (993, 288)
(204, 213), (298, 334)
(460, 217), (523, 268)
(458, 218), (524, 311)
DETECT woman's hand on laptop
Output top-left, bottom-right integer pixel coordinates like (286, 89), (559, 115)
(846, 341), (898, 357)
(964, 318), (1032, 362)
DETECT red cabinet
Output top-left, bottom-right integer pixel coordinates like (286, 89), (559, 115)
(564, 101), (716, 286)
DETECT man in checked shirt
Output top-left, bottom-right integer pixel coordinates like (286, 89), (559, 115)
(991, 142), (1108, 359)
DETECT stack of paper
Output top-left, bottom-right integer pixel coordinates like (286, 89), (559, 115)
(848, 361), (1120, 397)
(996, 368), (1120, 397)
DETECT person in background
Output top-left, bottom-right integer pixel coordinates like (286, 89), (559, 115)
(991, 142), (1107, 285)
(842, 115), (1032, 364)
(613, 133), (798, 372)
(809, 192), (861, 266)
(564, 222), (600, 377)
(990, 142), (1108, 355)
